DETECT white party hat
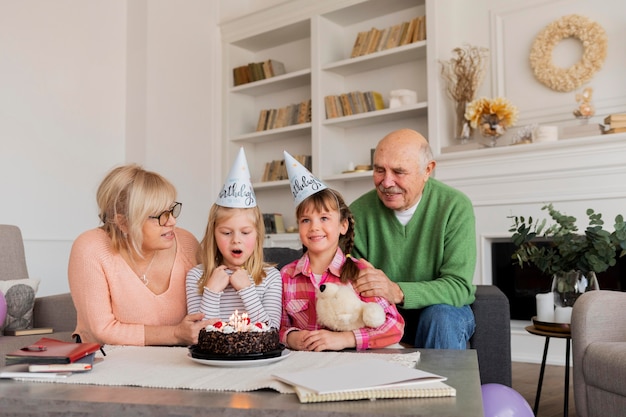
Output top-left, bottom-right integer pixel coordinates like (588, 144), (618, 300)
(216, 147), (256, 208)
(284, 151), (327, 206)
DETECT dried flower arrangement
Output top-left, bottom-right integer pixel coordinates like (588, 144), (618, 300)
(465, 97), (519, 138)
(440, 45), (489, 140)
(529, 14), (607, 92)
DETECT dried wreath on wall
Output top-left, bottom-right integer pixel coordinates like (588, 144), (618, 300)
(529, 14), (608, 92)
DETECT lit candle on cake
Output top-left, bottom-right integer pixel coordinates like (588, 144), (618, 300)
(228, 310), (250, 332)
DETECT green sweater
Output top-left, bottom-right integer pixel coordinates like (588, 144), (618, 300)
(350, 178), (476, 309)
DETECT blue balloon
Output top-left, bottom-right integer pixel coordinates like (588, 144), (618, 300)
(481, 383), (534, 417)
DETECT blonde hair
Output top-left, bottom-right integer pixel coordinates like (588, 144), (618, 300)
(197, 205), (266, 290)
(97, 164), (177, 257)
(296, 188), (358, 283)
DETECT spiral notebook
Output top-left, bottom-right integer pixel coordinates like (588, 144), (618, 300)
(273, 357), (456, 403)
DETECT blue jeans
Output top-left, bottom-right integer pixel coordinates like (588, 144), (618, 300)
(400, 304), (475, 349)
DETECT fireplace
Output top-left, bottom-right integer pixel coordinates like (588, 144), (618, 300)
(491, 240), (626, 320)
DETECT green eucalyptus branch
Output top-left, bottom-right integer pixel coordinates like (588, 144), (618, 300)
(508, 204), (626, 276)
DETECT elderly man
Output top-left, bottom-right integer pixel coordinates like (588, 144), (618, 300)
(350, 128), (476, 349)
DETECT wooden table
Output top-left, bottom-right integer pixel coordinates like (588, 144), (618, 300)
(0, 349), (484, 417)
(525, 325), (572, 417)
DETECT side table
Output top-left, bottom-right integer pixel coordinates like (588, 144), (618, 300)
(525, 325), (572, 417)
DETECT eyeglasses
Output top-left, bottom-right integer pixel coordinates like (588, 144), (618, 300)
(149, 202), (182, 226)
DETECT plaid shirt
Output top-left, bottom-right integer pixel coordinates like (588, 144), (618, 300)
(279, 248), (404, 350)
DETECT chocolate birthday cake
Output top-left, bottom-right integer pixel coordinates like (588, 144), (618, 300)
(195, 312), (280, 357)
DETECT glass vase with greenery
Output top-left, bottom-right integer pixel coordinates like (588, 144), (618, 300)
(508, 204), (626, 306)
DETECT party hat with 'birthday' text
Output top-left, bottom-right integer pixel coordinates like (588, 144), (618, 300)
(284, 151), (327, 206)
(216, 147), (256, 208)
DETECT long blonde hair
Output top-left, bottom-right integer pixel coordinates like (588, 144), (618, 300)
(197, 205), (266, 290)
(97, 164), (177, 257)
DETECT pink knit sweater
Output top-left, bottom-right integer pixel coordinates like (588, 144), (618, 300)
(68, 228), (199, 345)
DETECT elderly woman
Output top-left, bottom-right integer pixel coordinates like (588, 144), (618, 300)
(68, 164), (209, 346)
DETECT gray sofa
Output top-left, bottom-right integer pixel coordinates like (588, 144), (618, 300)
(0, 237), (512, 388)
(572, 290), (626, 417)
(0, 224), (76, 366)
(264, 247), (512, 387)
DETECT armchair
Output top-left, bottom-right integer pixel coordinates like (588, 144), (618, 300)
(0, 224), (76, 366)
(571, 290), (626, 417)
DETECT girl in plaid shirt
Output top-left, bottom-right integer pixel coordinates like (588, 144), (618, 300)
(279, 188), (404, 351)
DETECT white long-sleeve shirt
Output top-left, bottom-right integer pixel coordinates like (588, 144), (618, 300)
(185, 265), (282, 330)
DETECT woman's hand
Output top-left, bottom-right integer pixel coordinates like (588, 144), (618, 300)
(174, 312), (212, 345)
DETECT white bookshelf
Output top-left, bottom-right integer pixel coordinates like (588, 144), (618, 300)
(221, 0), (433, 226)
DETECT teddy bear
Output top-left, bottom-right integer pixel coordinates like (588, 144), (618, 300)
(316, 282), (386, 331)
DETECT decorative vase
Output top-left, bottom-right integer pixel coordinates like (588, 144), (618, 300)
(551, 270), (599, 308)
(455, 101), (471, 144)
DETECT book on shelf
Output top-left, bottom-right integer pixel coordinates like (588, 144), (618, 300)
(413, 15), (426, 42)
(269, 59), (286, 77)
(273, 358), (455, 403)
(297, 100), (311, 124)
(256, 100), (311, 131)
(604, 113), (626, 124)
(603, 126), (626, 134)
(256, 109), (269, 131)
(397, 21), (410, 47)
(356, 29), (373, 57)
(400, 17), (418, 46)
(360, 27), (380, 56)
(376, 27), (391, 52)
(4, 327), (54, 336)
(233, 59), (286, 86)
(263, 213), (286, 234)
(339, 94), (353, 116)
(384, 23), (403, 50)
(372, 91), (385, 110)
(5, 337), (101, 365)
(324, 91), (384, 118)
(350, 30), (368, 58)
(606, 120), (626, 129)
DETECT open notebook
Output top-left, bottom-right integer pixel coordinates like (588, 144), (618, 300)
(273, 357), (456, 403)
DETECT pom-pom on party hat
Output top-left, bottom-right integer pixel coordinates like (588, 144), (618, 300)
(284, 151), (327, 206)
(216, 147), (256, 208)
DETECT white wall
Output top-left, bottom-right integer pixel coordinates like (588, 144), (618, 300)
(0, 1), (127, 295)
(0, 0), (220, 296)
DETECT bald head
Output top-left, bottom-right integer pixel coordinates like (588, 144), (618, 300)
(375, 129), (433, 173)
(372, 129), (435, 211)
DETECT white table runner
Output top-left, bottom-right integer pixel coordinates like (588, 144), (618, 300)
(17, 346), (420, 393)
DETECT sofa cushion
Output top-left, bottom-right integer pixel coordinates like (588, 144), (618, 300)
(0, 278), (40, 331)
(583, 342), (626, 398)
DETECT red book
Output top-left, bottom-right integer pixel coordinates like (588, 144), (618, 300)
(5, 337), (101, 365)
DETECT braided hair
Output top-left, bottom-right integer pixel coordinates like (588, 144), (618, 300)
(296, 188), (358, 283)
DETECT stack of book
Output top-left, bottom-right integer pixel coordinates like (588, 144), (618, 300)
(232, 59), (286, 86)
(603, 113), (626, 134)
(263, 213), (285, 234)
(324, 91), (384, 119)
(0, 337), (101, 379)
(256, 99), (311, 132)
(262, 154), (310, 182)
(350, 15), (426, 58)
